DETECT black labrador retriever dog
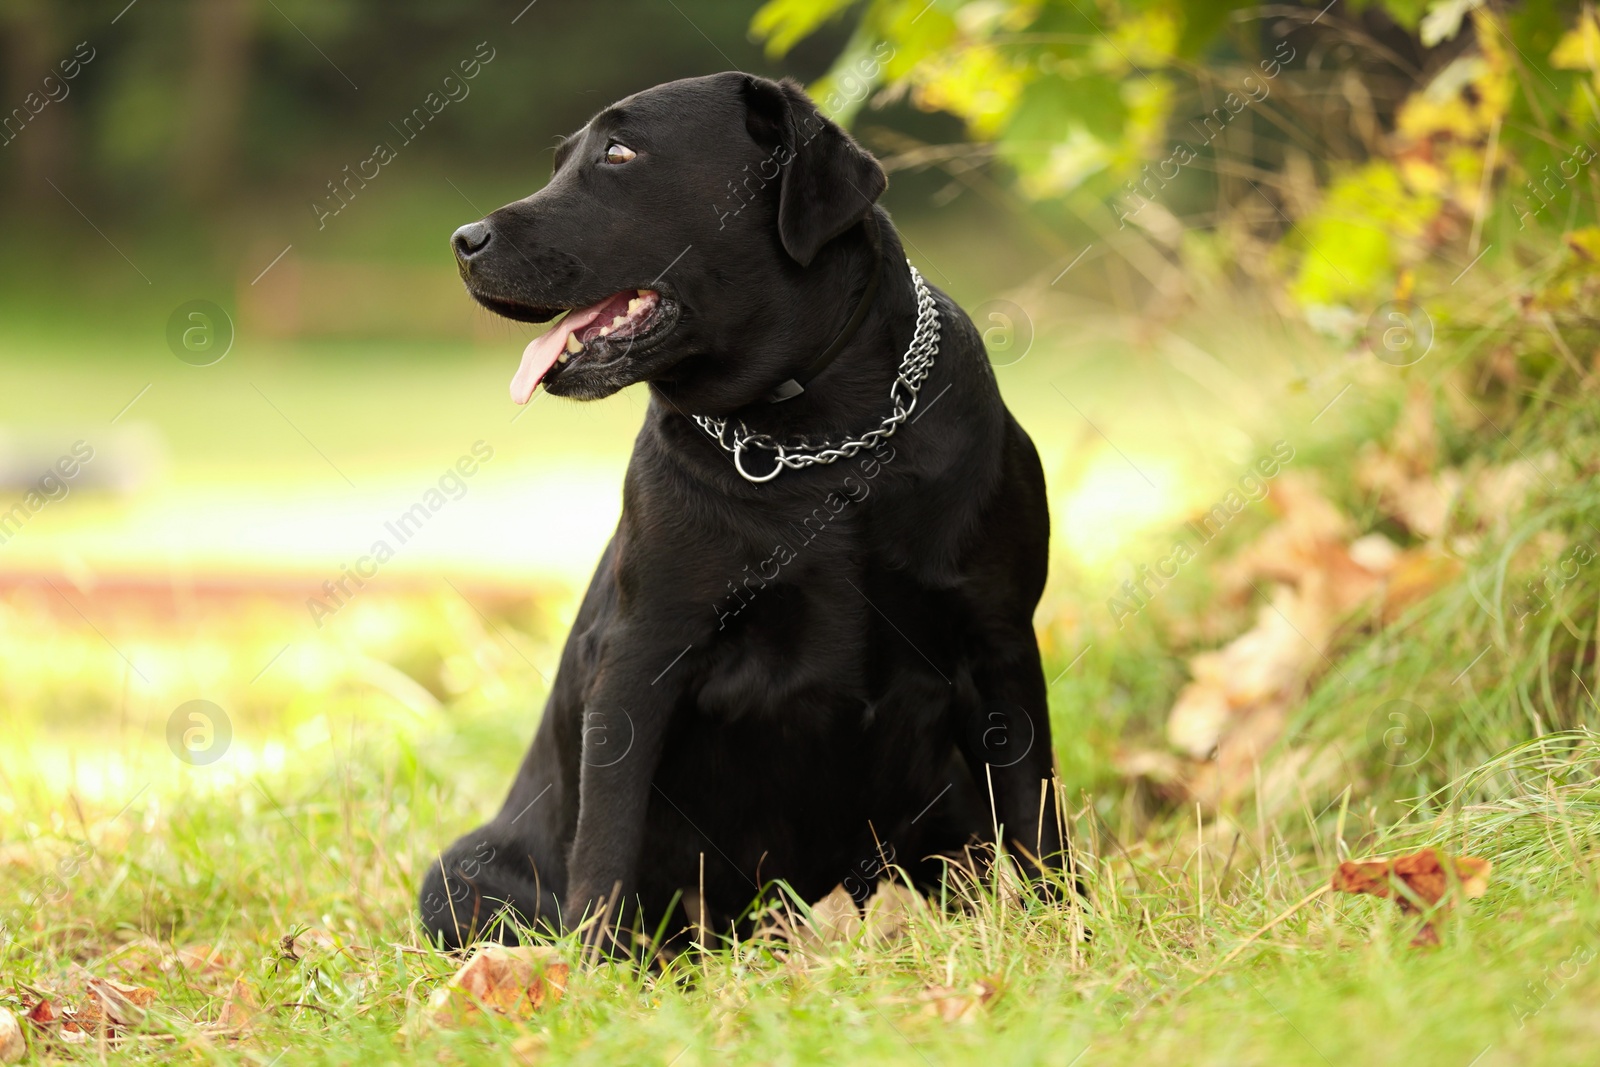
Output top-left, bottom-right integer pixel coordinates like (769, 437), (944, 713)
(421, 71), (1066, 951)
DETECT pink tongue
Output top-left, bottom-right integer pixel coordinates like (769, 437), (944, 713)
(510, 303), (609, 404)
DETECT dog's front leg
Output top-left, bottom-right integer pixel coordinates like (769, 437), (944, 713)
(965, 633), (1068, 888)
(563, 623), (689, 954)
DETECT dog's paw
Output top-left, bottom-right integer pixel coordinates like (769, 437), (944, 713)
(418, 833), (553, 949)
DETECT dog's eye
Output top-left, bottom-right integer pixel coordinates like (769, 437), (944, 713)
(604, 142), (636, 165)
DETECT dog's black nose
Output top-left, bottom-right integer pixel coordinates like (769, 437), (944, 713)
(452, 221), (492, 260)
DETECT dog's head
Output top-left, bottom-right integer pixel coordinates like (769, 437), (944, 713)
(451, 72), (887, 404)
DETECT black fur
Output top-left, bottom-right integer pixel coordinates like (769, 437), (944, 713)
(424, 72), (1066, 951)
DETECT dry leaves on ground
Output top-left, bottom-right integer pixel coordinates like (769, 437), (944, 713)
(757, 881), (924, 956)
(1357, 386), (1555, 544)
(1332, 847), (1493, 945)
(423, 945), (569, 1028)
(1121, 386), (1551, 813)
(5, 934), (314, 1050)
(1125, 472), (1436, 813)
(0, 1007), (25, 1065)
(17, 974), (158, 1052)
(216, 975), (259, 1033)
(803, 883), (864, 945)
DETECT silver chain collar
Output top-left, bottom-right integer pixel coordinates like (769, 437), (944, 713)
(694, 262), (940, 484)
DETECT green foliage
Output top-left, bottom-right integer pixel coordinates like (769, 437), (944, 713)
(752, 0), (860, 57)
(754, 0), (1261, 197)
(1290, 162), (1442, 305)
(754, 0), (1600, 313)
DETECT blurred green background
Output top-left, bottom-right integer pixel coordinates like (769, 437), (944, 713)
(0, 0), (1102, 594)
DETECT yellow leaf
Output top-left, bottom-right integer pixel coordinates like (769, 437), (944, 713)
(750, 0), (858, 59)
(1566, 226), (1600, 263)
(1552, 13), (1600, 70)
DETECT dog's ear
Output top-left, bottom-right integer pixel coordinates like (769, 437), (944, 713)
(741, 76), (887, 267)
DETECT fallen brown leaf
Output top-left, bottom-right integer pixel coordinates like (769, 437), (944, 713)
(1355, 387), (1451, 539)
(21, 996), (89, 1053)
(1166, 679), (1233, 760)
(1112, 747), (1187, 786)
(1332, 847), (1493, 945)
(1139, 455), (1470, 814)
(1470, 456), (1554, 528)
(1381, 548), (1464, 620)
(93, 976), (156, 1026)
(862, 882), (919, 945)
(1359, 449), (1459, 539)
(217, 975), (258, 1031)
(919, 976), (1001, 1023)
(804, 884), (862, 946)
(55, 975), (159, 1041)
(424, 945), (569, 1027)
(786, 881), (922, 951)
(0, 1007), (25, 1065)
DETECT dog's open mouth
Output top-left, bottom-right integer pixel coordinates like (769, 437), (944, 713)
(509, 288), (672, 404)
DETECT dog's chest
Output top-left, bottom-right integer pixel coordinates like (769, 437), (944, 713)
(694, 543), (971, 730)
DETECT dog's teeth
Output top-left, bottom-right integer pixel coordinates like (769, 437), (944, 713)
(564, 334), (583, 354)
(626, 298), (643, 315)
(637, 288), (648, 297)
(599, 326), (612, 336)
(557, 352), (569, 364)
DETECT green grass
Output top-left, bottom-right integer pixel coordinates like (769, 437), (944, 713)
(3, 654), (1597, 1065)
(5, 246), (1600, 1064)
